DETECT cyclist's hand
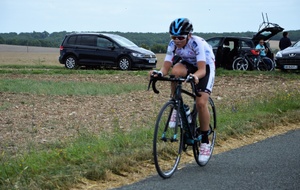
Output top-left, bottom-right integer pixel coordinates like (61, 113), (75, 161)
(150, 70), (163, 78)
(187, 74), (199, 84)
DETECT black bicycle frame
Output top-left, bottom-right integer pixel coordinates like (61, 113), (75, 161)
(148, 75), (201, 144)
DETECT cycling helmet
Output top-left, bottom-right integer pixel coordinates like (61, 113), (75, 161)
(169, 18), (193, 36)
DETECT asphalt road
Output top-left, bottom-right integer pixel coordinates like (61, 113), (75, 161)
(113, 129), (300, 190)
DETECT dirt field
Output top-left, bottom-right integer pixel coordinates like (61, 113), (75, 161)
(0, 44), (59, 65)
(0, 44), (299, 189)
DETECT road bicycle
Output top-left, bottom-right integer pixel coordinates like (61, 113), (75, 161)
(232, 49), (275, 71)
(148, 74), (217, 179)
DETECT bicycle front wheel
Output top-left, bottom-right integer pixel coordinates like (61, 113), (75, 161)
(153, 101), (183, 179)
(193, 97), (217, 166)
(257, 57), (275, 71)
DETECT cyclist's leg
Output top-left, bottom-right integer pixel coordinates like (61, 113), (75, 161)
(170, 62), (188, 96)
(195, 64), (215, 138)
(193, 95), (217, 166)
(196, 92), (210, 136)
(171, 62), (188, 76)
(195, 64), (215, 164)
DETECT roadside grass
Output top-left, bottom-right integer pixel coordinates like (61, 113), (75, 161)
(0, 68), (300, 189)
(0, 64), (148, 75)
(0, 78), (145, 96)
(216, 90), (300, 141)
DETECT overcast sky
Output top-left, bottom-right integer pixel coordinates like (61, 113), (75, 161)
(1, 0), (299, 34)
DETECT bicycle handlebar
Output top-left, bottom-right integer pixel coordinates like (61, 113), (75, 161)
(148, 74), (201, 97)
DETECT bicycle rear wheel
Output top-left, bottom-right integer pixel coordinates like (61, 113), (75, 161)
(193, 97), (217, 166)
(257, 57), (275, 71)
(153, 101), (183, 179)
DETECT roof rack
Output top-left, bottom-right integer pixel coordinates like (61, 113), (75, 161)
(258, 12), (281, 32)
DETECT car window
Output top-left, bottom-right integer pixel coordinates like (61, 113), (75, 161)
(206, 38), (221, 48)
(222, 40), (233, 50)
(79, 35), (97, 46)
(112, 35), (137, 47)
(259, 31), (272, 38)
(97, 37), (113, 48)
(67, 36), (77, 45)
(240, 40), (252, 48)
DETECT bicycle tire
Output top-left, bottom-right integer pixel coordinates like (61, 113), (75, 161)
(153, 101), (183, 179)
(257, 57), (275, 71)
(232, 57), (249, 71)
(193, 97), (217, 166)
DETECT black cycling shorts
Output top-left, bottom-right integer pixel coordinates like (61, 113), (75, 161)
(180, 61), (215, 94)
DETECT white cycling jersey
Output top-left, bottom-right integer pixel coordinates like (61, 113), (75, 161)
(165, 35), (215, 67)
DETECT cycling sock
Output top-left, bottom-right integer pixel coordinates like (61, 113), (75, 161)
(201, 130), (209, 144)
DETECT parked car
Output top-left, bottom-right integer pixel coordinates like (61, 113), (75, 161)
(59, 33), (157, 70)
(275, 40), (300, 71)
(206, 22), (283, 69)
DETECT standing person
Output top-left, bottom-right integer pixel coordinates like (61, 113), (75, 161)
(255, 39), (268, 57)
(150, 18), (215, 165)
(279, 31), (292, 50)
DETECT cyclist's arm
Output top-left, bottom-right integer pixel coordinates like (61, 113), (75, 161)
(149, 60), (172, 77)
(160, 61), (172, 76)
(161, 41), (176, 76)
(191, 61), (206, 84)
(192, 38), (207, 81)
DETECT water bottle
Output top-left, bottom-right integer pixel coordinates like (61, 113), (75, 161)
(184, 104), (192, 124)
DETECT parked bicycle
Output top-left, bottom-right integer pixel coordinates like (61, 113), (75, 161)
(148, 74), (217, 179)
(232, 49), (275, 71)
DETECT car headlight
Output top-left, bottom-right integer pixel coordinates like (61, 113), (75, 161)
(132, 52), (144, 58)
(275, 51), (282, 58)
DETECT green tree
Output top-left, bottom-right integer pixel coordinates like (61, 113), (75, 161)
(140, 43), (150, 50)
(27, 39), (41, 46)
(0, 36), (4, 44)
(151, 44), (167, 53)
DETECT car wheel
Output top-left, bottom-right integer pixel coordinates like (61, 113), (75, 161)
(118, 56), (131, 70)
(64, 55), (79, 69)
(232, 57), (249, 71)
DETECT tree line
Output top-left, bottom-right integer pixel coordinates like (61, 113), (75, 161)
(0, 30), (299, 53)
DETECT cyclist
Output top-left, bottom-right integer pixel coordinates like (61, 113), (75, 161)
(150, 18), (215, 164)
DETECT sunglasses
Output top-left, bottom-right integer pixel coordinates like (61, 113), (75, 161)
(171, 35), (187, 41)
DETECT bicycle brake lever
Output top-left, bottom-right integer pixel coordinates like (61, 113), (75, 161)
(147, 79), (152, 91)
(148, 77), (160, 94)
(186, 75), (193, 82)
(152, 79), (159, 94)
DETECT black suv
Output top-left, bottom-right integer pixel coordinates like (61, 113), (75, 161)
(59, 33), (157, 70)
(206, 20), (283, 69)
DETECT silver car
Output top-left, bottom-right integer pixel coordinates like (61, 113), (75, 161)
(275, 40), (300, 71)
